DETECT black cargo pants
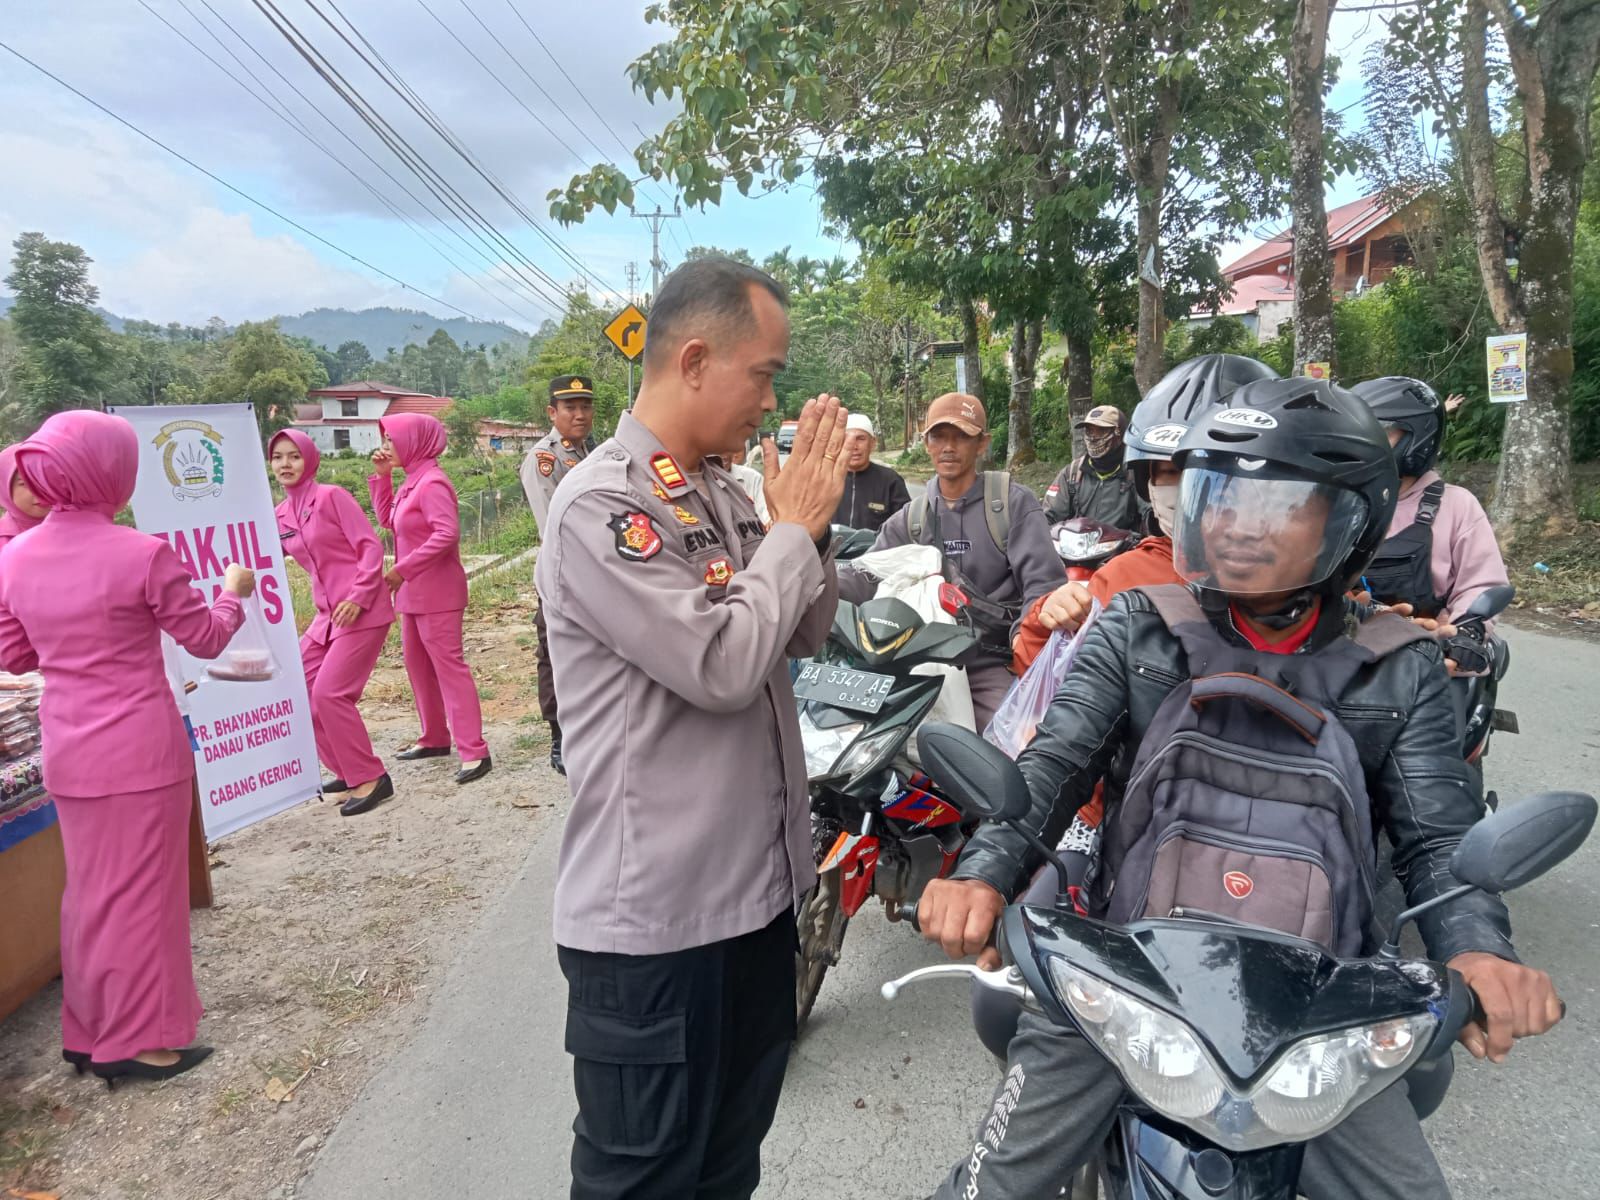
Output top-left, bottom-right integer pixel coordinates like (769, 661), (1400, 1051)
(557, 909), (795, 1200)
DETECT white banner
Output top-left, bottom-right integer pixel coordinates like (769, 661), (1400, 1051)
(107, 404), (319, 839)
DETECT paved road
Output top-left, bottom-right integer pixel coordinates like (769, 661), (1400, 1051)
(304, 621), (1600, 1199)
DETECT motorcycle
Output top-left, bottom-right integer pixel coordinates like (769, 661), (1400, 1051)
(884, 724), (1594, 1200)
(794, 589), (980, 1030)
(1052, 518), (1140, 583)
(829, 523), (879, 562)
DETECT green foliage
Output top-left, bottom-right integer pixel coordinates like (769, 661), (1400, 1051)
(4, 232), (115, 422)
(203, 320), (327, 439)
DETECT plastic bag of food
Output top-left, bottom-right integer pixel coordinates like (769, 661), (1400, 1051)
(206, 593), (281, 682)
(983, 599), (1102, 759)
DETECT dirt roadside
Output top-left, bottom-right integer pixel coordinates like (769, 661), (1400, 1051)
(0, 600), (567, 1200)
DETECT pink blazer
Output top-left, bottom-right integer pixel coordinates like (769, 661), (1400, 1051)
(368, 467), (468, 615)
(0, 511), (243, 796)
(276, 483), (395, 643)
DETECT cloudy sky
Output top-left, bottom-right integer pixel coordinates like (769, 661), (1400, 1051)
(1, 2), (1382, 332)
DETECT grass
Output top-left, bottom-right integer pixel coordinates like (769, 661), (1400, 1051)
(0, 1097), (57, 1186)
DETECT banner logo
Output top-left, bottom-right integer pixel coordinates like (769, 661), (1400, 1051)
(154, 420), (226, 501)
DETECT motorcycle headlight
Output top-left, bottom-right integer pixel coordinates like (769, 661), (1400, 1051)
(799, 711), (865, 780)
(1058, 530), (1098, 558)
(834, 726), (906, 779)
(1046, 959), (1436, 1151)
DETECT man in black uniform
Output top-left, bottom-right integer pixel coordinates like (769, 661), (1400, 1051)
(1043, 403), (1144, 531)
(832, 413), (910, 532)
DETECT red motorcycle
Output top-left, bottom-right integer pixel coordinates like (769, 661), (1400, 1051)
(1051, 517), (1139, 583)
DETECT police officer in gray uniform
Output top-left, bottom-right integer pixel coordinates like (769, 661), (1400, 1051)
(535, 257), (849, 1200)
(519, 375), (597, 774)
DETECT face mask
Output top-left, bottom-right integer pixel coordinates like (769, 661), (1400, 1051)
(1148, 482), (1179, 537)
(1085, 430), (1119, 459)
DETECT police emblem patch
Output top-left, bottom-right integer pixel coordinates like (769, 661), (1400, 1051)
(607, 511), (663, 562)
(704, 558), (733, 586)
(536, 451), (556, 477)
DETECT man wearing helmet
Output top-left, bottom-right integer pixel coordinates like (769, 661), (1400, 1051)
(1353, 377), (1508, 670)
(1013, 355), (1279, 666)
(916, 378), (1563, 1199)
(1042, 405), (1145, 531)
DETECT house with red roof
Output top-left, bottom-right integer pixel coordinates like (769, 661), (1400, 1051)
(1196, 191), (1421, 341)
(293, 381), (454, 455)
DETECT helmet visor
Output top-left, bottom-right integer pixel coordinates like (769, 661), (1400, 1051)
(1174, 468), (1368, 596)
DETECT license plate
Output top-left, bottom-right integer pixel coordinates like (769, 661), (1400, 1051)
(794, 662), (896, 714)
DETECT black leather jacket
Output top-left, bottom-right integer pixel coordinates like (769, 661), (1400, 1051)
(952, 587), (1517, 965)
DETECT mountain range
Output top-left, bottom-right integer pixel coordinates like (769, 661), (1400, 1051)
(0, 298), (533, 358)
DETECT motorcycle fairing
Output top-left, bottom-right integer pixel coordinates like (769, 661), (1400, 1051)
(1103, 1109), (1304, 1200)
(828, 599), (975, 670)
(1008, 906), (1449, 1088)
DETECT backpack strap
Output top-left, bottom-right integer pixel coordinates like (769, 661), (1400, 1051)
(907, 492), (931, 545)
(982, 470), (1011, 555)
(1350, 608), (1435, 659)
(1414, 479), (1446, 527)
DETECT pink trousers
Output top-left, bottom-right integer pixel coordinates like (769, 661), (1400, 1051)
(53, 780), (202, 1062)
(401, 609), (488, 761)
(302, 627), (387, 786)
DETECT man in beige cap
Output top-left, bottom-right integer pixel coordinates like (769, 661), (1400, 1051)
(831, 412), (910, 532)
(1042, 403), (1145, 531)
(840, 392), (1063, 726)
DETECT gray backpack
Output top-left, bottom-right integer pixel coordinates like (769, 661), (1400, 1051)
(1099, 585), (1429, 956)
(906, 470), (1012, 554)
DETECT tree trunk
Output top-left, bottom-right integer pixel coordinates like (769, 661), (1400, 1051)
(1064, 327), (1095, 464)
(1007, 318), (1041, 467)
(1458, 0), (1520, 330)
(1131, 88), (1179, 395)
(1288, 0), (1337, 374)
(960, 298), (984, 404)
(1478, 0), (1600, 528)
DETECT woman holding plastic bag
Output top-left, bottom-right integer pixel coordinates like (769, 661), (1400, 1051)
(270, 430), (396, 816)
(368, 414), (491, 785)
(0, 410), (254, 1087)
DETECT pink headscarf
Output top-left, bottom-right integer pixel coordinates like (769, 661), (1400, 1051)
(268, 428), (323, 515)
(14, 410), (139, 518)
(380, 414), (448, 471)
(0, 443), (46, 538)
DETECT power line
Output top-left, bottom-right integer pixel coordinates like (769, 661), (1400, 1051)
(163, 0), (558, 325)
(311, 0), (621, 297)
(0, 39), (487, 322)
(249, 0), (578, 314)
(138, 0), (553, 328)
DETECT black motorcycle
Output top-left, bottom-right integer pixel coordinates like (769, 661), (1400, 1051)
(883, 724), (1593, 1200)
(794, 594), (978, 1030)
(1451, 583), (1518, 771)
(829, 524), (880, 561)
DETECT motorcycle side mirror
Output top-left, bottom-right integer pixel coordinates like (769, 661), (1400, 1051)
(1380, 791), (1596, 959)
(1450, 790), (1596, 893)
(1462, 583), (1516, 622)
(915, 723), (1076, 906)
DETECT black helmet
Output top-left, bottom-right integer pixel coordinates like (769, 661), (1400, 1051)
(1126, 354), (1280, 500)
(1350, 376), (1444, 478)
(1171, 377), (1398, 599)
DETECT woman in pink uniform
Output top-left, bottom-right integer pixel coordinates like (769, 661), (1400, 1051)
(368, 414), (491, 784)
(270, 430), (396, 816)
(0, 443), (49, 554)
(0, 411), (253, 1088)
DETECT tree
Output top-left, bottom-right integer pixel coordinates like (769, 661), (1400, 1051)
(1288, 0), (1338, 375)
(4, 232), (115, 419)
(335, 339), (374, 382)
(424, 328), (464, 396)
(204, 321), (327, 438)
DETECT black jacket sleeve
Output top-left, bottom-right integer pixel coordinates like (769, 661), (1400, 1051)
(951, 593), (1136, 898)
(1375, 638), (1517, 963)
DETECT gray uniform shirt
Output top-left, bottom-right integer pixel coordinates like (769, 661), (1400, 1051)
(519, 429), (593, 533)
(840, 474), (1065, 611)
(536, 412), (837, 954)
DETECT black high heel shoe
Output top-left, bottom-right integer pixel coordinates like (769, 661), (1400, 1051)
(339, 773), (394, 817)
(321, 776), (349, 794)
(395, 743), (451, 761)
(455, 755), (492, 785)
(91, 1045), (213, 1090)
(63, 1049), (90, 1074)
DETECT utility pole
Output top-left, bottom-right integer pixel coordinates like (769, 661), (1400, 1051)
(903, 316), (915, 452)
(632, 202), (681, 299)
(625, 262), (640, 407)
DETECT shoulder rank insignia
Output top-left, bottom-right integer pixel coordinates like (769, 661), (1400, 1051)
(564, 458), (578, 467)
(607, 511), (663, 562)
(536, 451), (557, 477)
(704, 558), (734, 586)
(650, 452), (687, 491)
(672, 505), (700, 526)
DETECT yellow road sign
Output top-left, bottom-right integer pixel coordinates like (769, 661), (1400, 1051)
(604, 304), (648, 360)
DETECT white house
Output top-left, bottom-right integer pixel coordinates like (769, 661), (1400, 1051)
(293, 381), (454, 454)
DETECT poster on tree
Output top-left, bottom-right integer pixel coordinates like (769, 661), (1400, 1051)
(106, 403), (319, 840)
(1486, 334), (1528, 403)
